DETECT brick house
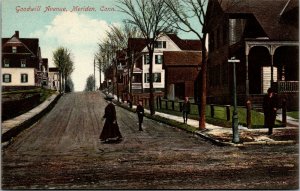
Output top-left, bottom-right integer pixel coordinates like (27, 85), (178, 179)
(126, 33), (201, 104)
(2, 31), (48, 91)
(205, 0), (299, 109)
(163, 51), (202, 100)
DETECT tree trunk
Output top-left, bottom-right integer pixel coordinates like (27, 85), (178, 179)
(59, 71), (62, 94)
(129, 53), (135, 105)
(148, 48), (155, 115)
(62, 74), (65, 93)
(199, 39), (207, 129)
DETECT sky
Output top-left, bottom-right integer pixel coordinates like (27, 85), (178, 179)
(2, 0), (200, 91)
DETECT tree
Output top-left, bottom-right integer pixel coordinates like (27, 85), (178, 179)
(53, 47), (75, 93)
(164, 0), (210, 129)
(65, 77), (74, 93)
(117, 0), (173, 115)
(104, 22), (143, 102)
(85, 75), (96, 92)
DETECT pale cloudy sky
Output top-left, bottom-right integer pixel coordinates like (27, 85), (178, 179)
(2, 0), (199, 91)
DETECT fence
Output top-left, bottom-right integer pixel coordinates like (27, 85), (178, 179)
(157, 97), (287, 128)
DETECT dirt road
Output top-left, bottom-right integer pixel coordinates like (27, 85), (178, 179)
(2, 92), (298, 189)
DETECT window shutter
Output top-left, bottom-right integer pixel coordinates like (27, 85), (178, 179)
(163, 41), (166, 48)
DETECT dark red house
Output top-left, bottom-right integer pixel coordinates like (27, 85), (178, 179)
(205, 0), (299, 109)
(163, 51), (202, 100)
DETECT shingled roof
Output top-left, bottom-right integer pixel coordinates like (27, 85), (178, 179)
(166, 34), (202, 51)
(216, 0), (298, 41)
(2, 31), (40, 56)
(163, 51), (202, 66)
(128, 34), (202, 52)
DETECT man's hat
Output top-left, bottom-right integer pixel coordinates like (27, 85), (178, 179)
(105, 95), (114, 101)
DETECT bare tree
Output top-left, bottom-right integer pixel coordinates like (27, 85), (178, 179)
(163, 0), (211, 129)
(117, 0), (173, 115)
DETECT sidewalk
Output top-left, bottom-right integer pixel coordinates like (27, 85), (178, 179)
(107, 91), (298, 146)
(2, 93), (61, 143)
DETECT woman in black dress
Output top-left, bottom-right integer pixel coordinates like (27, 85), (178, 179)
(100, 96), (122, 142)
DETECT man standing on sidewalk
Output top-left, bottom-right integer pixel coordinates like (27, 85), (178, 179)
(263, 88), (278, 135)
(136, 100), (144, 131)
(181, 97), (191, 124)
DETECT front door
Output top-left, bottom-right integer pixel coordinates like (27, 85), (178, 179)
(261, 66), (277, 94)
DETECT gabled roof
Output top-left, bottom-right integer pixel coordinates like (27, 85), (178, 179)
(212, 0), (298, 40)
(166, 34), (202, 51)
(2, 31), (40, 56)
(128, 38), (148, 52)
(163, 51), (202, 66)
(128, 34), (202, 52)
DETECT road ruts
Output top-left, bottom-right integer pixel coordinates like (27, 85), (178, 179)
(2, 92), (298, 189)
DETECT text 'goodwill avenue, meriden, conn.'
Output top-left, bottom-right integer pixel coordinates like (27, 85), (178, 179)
(15, 5), (116, 13)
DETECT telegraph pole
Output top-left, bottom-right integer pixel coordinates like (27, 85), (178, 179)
(94, 58), (96, 91)
(228, 57), (240, 143)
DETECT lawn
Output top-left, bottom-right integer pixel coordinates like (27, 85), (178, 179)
(287, 111), (299, 119)
(156, 100), (283, 129)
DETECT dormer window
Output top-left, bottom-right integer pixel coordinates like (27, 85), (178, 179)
(154, 41), (166, 48)
(4, 59), (9, 67)
(12, 46), (17, 53)
(21, 59), (26, 67)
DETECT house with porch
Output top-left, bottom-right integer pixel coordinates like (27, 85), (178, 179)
(2, 31), (48, 91)
(48, 67), (60, 91)
(205, 0), (299, 109)
(126, 33), (202, 104)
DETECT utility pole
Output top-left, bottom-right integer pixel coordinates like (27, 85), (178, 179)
(94, 58), (96, 91)
(229, 57), (240, 144)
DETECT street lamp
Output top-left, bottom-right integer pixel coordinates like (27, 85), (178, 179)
(228, 56), (240, 143)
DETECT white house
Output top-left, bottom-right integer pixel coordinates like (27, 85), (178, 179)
(2, 31), (48, 91)
(128, 33), (201, 94)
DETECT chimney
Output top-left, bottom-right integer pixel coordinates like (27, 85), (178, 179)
(15, 31), (19, 38)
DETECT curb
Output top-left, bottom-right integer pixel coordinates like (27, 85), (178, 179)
(2, 94), (62, 144)
(112, 97), (297, 147)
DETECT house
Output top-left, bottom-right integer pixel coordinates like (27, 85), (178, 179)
(2, 31), (48, 91)
(126, 33), (202, 104)
(41, 58), (49, 87)
(163, 51), (202, 100)
(205, 0), (299, 109)
(48, 67), (60, 91)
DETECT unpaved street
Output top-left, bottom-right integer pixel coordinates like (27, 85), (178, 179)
(2, 92), (298, 189)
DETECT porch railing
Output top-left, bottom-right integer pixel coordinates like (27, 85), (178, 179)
(277, 81), (299, 93)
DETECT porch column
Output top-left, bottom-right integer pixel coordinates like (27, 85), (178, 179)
(245, 54), (249, 96)
(270, 45), (277, 84)
(271, 53), (274, 84)
(245, 44), (250, 96)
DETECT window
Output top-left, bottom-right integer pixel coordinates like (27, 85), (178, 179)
(144, 54), (150, 65)
(155, 55), (163, 64)
(3, 74), (11, 83)
(21, 74), (28, 83)
(21, 59), (26, 67)
(4, 59), (9, 67)
(144, 73), (150, 83)
(12, 46), (17, 53)
(229, 18), (246, 45)
(154, 41), (166, 48)
(144, 73), (161, 83)
(153, 73), (161, 82)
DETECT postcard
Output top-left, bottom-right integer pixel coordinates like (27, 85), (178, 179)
(1, 0), (299, 189)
